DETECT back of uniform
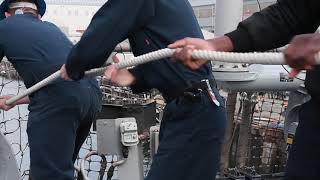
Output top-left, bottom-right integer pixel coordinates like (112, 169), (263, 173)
(65, 0), (227, 180)
(0, 14), (102, 180)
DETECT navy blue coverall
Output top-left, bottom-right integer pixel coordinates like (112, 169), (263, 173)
(65, 0), (226, 179)
(0, 14), (102, 180)
(225, 0), (320, 179)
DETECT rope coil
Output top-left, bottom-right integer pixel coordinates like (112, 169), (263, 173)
(5, 48), (320, 105)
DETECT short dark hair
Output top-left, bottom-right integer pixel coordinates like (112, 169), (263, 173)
(7, 0), (39, 16)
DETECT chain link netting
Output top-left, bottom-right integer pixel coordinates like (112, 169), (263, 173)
(222, 91), (288, 179)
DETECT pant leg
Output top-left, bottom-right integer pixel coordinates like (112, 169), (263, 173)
(146, 92), (226, 180)
(72, 105), (101, 162)
(285, 99), (320, 179)
(27, 105), (80, 180)
(72, 85), (102, 162)
(72, 118), (93, 162)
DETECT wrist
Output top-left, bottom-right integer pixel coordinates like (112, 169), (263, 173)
(208, 36), (234, 52)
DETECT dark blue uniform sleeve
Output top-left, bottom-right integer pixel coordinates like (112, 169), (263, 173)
(0, 49), (4, 60)
(226, 0), (320, 52)
(0, 44), (4, 61)
(127, 66), (151, 93)
(65, 0), (155, 80)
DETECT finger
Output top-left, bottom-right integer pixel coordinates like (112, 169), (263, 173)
(289, 69), (301, 78)
(103, 65), (116, 80)
(284, 48), (298, 67)
(60, 65), (72, 81)
(305, 65), (314, 70)
(169, 38), (195, 49)
(171, 48), (183, 62)
(192, 59), (207, 70)
(60, 64), (66, 69)
(184, 46), (196, 60)
(61, 73), (72, 81)
(112, 55), (120, 63)
(110, 69), (119, 83)
(189, 62), (201, 70)
(168, 39), (187, 49)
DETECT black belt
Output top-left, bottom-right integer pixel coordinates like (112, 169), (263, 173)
(168, 79), (217, 103)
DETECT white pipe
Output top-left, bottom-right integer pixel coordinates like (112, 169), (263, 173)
(215, 0), (243, 70)
(5, 48), (320, 105)
(221, 65), (305, 92)
(215, 0), (243, 36)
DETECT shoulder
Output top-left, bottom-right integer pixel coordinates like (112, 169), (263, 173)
(0, 17), (12, 28)
(42, 21), (60, 30)
(0, 18), (12, 39)
(42, 21), (68, 36)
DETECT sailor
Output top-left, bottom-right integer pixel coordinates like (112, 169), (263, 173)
(60, 0), (227, 179)
(0, 0), (102, 179)
(169, 0), (320, 179)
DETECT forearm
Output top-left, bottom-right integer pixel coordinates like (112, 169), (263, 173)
(207, 36), (234, 52)
(0, 96), (30, 111)
(66, 0), (155, 80)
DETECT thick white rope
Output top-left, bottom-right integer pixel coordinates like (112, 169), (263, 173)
(5, 48), (320, 105)
(6, 70), (61, 105)
(193, 50), (320, 65)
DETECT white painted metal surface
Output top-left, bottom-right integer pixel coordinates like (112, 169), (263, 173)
(220, 65), (305, 92)
(96, 118), (144, 180)
(215, 0), (243, 36)
(214, 0), (247, 72)
(0, 132), (20, 180)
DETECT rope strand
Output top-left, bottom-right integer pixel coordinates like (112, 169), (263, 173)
(6, 48), (320, 105)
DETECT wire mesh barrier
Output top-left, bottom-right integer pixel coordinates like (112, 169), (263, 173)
(0, 57), (156, 180)
(220, 92), (288, 179)
(0, 58), (289, 180)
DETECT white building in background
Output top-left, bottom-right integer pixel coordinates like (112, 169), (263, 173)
(189, 0), (277, 32)
(42, 0), (106, 42)
(0, 0), (278, 40)
(43, 0), (277, 36)
(188, 0), (215, 32)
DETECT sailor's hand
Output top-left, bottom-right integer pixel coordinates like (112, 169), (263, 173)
(285, 34), (320, 77)
(0, 96), (15, 111)
(103, 56), (136, 87)
(169, 38), (212, 70)
(60, 64), (72, 81)
(169, 36), (234, 70)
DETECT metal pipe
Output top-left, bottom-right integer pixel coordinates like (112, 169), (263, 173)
(215, 0), (243, 36)
(215, 0), (244, 173)
(221, 65), (305, 92)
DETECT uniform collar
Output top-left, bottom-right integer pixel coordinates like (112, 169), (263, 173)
(14, 13), (38, 19)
